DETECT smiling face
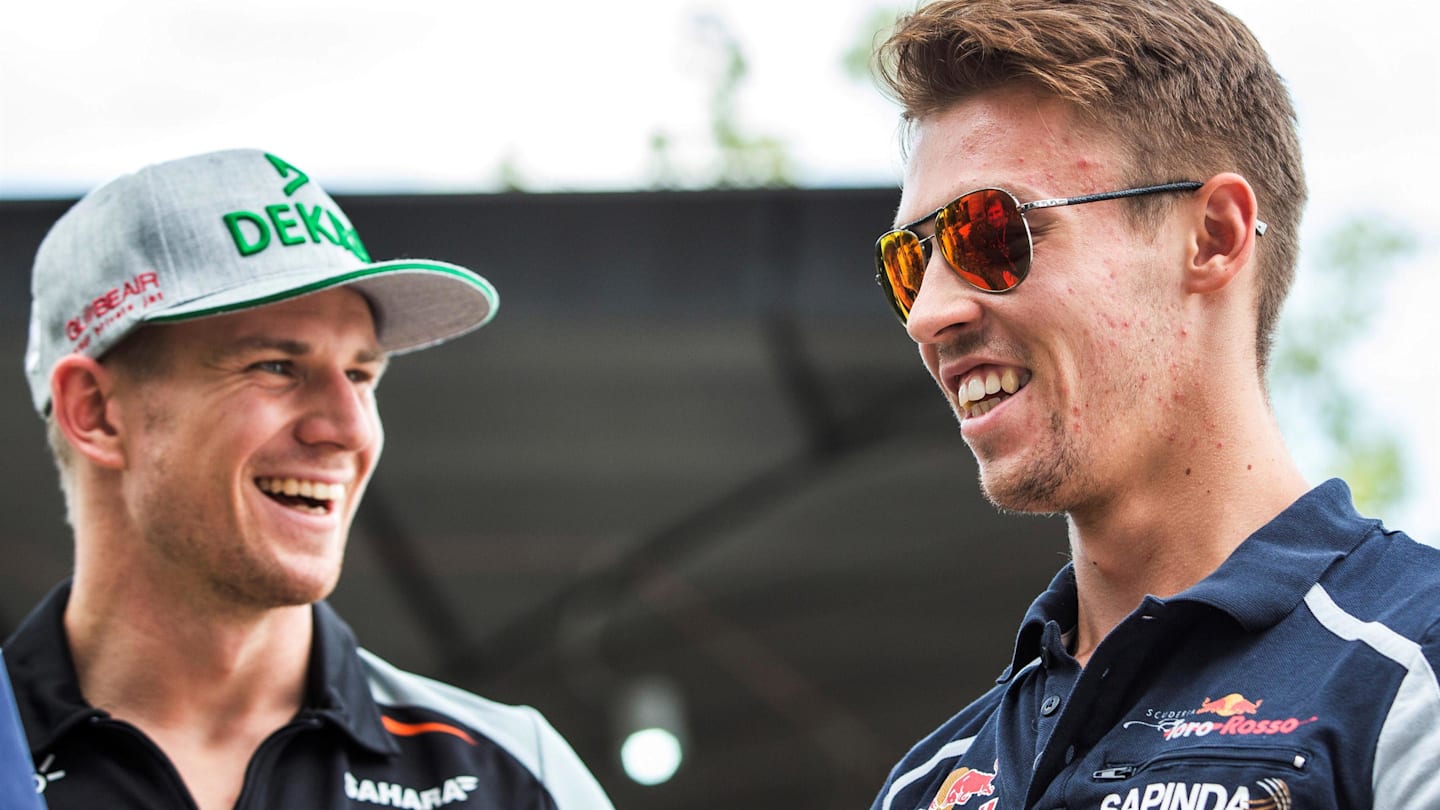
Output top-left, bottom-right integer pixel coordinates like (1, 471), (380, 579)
(898, 90), (1191, 515)
(984, 197), (1008, 230)
(110, 287), (386, 610)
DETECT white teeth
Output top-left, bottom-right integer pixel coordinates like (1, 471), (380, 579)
(955, 366), (1030, 418)
(966, 377), (985, 402)
(256, 477), (346, 505)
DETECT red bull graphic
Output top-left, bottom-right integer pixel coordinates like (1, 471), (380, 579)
(928, 761), (999, 809)
(1196, 694), (1263, 718)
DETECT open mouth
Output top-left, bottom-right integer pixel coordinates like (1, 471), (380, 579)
(255, 477), (345, 516)
(956, 366), (1031, 419)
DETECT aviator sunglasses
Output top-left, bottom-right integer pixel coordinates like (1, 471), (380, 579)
(874, 182), (1268, 323)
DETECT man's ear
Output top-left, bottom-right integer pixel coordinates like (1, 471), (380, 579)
(1184, 172), (1262, 295)
(50, 355), (127, 470)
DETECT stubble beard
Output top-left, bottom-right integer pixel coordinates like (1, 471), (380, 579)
(141, 491), (342, 614)
(972, 411), (1081, 516)
(210, 551), (341, 611)
(134, 408), (341, 614)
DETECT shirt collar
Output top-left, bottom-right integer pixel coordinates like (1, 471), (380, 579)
(308, 600), (399, 757)
(999, 566), (1078, 683)
(3, 581), (397, 758)
(2, 581), (95, 751)
(998, 478), (1376, 682)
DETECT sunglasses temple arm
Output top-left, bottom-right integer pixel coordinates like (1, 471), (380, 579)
(1019, 182), (1269, 236)
(1017, 182), (1207, 213)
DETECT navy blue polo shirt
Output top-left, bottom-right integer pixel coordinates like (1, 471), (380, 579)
(873, 479), (1440, 810)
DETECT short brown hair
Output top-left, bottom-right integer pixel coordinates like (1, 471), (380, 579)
(876, 0), (1306, 372)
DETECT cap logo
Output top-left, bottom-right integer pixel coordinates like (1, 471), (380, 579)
(265, 152), (310, 195)
(219, 152), (371, 263)
(64, 271), (164, 352)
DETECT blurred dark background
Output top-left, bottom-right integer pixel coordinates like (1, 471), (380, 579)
(0, 189), (1067, 809)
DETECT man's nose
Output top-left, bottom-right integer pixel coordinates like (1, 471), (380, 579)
(296, 368), (380, 451)
(904, 253), (986, 345)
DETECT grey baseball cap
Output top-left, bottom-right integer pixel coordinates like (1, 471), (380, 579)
(24, 148), (498, 414)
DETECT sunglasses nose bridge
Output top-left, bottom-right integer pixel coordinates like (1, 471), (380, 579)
(904, 242), (989, 343)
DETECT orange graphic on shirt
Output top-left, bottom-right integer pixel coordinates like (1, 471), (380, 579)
(381, 715), (477, 746)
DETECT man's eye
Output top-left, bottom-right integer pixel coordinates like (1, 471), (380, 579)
(252, 360), (292, 375)
(346, 369), (374, 384)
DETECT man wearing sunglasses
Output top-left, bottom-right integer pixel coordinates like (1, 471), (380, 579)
(4, 149), (613, 810)
(869, 2), (1440, 810)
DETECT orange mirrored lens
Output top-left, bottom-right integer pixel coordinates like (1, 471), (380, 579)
(875, 188), (1033, 323)
(935, 189), (1030, 292)
(876, 229), (926, 321)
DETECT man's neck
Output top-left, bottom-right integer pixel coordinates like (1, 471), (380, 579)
(65, 587), (312, 724)
(1063, 405), (1309, 667)
(63, 570), (314, 810)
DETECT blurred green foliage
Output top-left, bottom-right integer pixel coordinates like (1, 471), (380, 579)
(843, 7), (908, 84)
(1270, 218), (1417, 515)
(647, 14), (791, 188)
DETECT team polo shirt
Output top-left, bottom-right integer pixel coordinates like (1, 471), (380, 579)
(872, 479), (1440, 810)
(2, 583), (613, 810)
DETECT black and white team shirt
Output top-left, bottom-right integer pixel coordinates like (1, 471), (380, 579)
(873, 479), (1440, 810)
(3, 584), (614, 809)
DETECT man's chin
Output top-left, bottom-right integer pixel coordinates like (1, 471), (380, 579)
(976, 462), (1069, 516)
(213, 564), (342, 611)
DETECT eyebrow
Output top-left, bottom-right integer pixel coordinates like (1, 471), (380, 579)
(211, 336), (386, 367)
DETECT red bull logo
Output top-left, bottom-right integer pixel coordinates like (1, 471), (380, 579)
(1196, 693), (1263, 718)
(928, 762), (998, 809)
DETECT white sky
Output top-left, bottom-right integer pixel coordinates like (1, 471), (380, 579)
(3, 0), (1437, 538)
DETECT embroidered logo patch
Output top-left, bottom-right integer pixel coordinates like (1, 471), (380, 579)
(63, 271), (165, 354)
(1101, 777), (1290, 810)
(1196, 694), (1262, 718)
(221, 152), (370, 262)
(344, 771), (479, 808)
(1124, 691), (1316, 741)
(33, 753), (65, 794)
(928, 761), (999, 809)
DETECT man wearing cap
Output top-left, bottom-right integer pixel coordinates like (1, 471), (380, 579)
(3, 149), (613, 810)
(868, 2), (1440, 809)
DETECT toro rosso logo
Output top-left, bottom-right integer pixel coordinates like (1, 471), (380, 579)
(1124, 692), (1316, 741)
(928, 761), (999, 809)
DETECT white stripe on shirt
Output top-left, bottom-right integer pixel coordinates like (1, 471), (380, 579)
(881, 736), (976, 810)
(1303, 584), (1440, 810)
